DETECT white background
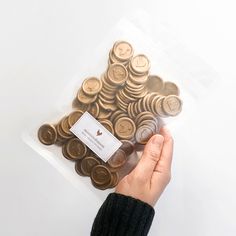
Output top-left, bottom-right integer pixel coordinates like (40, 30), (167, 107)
(1, 1), (236, 235)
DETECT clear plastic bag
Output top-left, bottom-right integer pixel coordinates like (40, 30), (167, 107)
(22, 11), (218, 199)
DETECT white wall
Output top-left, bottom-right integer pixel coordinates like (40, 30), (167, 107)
(0, 1), (236, 235)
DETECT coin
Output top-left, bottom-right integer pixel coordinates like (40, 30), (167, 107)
(88, 102), (100, 118)
(114, 117), (136, 140)
(129, 72), (149, 84)
(56, 122), (71, 140)
(109, 50), (122, 64)
(113, 112), (128, 125)
(109, 172), (119, 188)
(81, 156), (100, 176)
(135, 126), (155, 144)
(91, 177), (112, 190)
(91, 165), (112, 186)
(162, 81), (180, 96)
(113, 41), (133, 61)
(108, 149), (127, 169)
(146, 75), (164, 93)
(120, 140), (135, 156)
(75, 160), (86, 176)
(162, 95), (182, 116)
(110, 110), (124, 123)
(77, 89), (97, 104)
(100, 120), (114, 134)
(68, 110), (83, 127)
(61, 116), (73, 135)
(154, 97), (168, 117)
(134, 111), (154, 125)
(82, 77), (102, 96)
(97, 107), (112, 119)
(107, 63), (128, 85)
(38, 124), (57, 145)
(72, 98), (90, 111)
(130, 54), (150, 74)
(66, 138), (87, 160)
(98, 99), (117, 111)
(134, 143), (145, 152)
(62, 142), (73, 160)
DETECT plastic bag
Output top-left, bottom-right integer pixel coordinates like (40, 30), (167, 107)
(22, 11), (218, 198)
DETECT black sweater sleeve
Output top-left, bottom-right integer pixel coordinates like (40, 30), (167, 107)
(91, 193), (155, 236)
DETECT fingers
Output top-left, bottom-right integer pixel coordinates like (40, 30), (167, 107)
(154, 126), (174, 172)
(135, 134), (164, 179)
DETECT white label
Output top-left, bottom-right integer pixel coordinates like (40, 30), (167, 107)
(70, 112), (122, 162)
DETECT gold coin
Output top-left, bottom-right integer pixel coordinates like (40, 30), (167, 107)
(68, 110), (83, 127)
(162, 95), (182, 116)
(97, 107), (112, 119)
(99, 89), (115, 100)
(82, 77), (102, 96)
(98, 93), (114, 104)
(150, 95), (162, 114)
(62, 141), (82, 161)
(135, 126), (155, 144)
(91, 165), (112, 187)
(146, 75), (164, 93)
(61, 116), (73, 135)
(113, 41), (133, 61)
(81, 156), (101, 176)
(130, 54), (150, 74)
(146, 92), (159, 112)
(134, 111), (154, 125)
(66, 138), (87, 160)
(114, 117), (136, 140)
(110, 110), (125, 123)
(56, 122), (72, 140)
(75, 160), (86, 176)
(113, 112), (128, 125)
(129, 73), (149, 84)
(138, 120), (157, 134)
(88, 102), (100, 118)
(100, 120), (114, 134)
(154, 97), (168, 117)
(126, 78), (145, 89)
(98, 99), (117, 112)
(109, 50), (122, 64)
(38, 124), (57, 145)
(161, 81), (180, 96)
(120, 140), (134, 156)
(107, 63), (128, 85)
(108, 149), (127, 169)
(72, 98), (90, 111)
(101, 73), (117, 90)
(109, 172), (119, 188)
(77, 89), (97, 104)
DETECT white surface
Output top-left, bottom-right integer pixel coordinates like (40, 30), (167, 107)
(0, 1), (236, 236)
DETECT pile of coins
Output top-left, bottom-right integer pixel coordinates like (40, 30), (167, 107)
(38, 40), (183, 190)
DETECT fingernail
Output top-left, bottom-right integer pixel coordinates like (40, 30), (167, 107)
(151, 135), (164, 146)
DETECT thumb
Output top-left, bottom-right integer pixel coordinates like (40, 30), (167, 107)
(135, 134), (164, 179)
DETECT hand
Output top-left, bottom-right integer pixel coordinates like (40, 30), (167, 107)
(115, 127), (173, 206)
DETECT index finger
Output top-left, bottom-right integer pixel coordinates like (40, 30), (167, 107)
(155, 126), (174, 172)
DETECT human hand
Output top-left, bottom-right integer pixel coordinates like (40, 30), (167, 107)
(115, 127), (173, 206)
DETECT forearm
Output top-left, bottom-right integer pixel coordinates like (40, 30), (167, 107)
(91, 193), (155, 236)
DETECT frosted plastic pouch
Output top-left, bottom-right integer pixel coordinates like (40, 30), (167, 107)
(22, 11), (218, 198)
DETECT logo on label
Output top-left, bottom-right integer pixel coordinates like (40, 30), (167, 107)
(96, 129), (102, 136)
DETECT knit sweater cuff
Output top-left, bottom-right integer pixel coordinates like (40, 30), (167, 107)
(91, 193), (155, 236)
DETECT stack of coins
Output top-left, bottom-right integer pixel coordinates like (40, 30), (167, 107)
(116, 54), (150, 111)
(134, 112), (159, 145)
(108, 41), (134, 66)
(38, 40), (183, 190)
(128, 93), (182, 119)
(98, 63), (128, 113)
